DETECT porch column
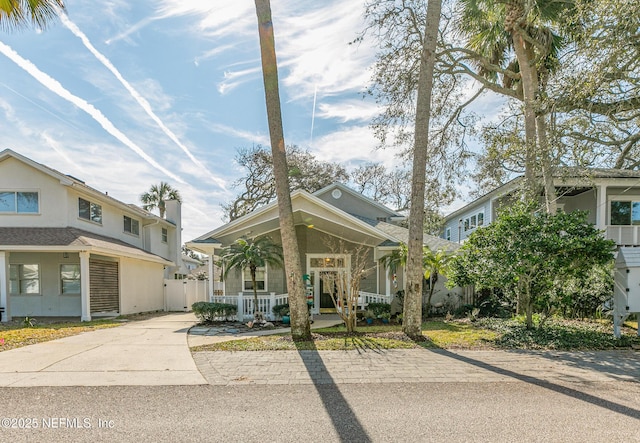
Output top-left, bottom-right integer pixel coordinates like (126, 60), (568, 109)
(208, 254), (214, 302)
(385, 269), (391, 296)
(596, 185), (608, 230)
(0, 251), (10, 322)
(80, 251), (91, 321)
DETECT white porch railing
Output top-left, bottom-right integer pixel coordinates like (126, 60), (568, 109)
(211, 292), (289, 321)
(606, 226), (640, 246)
(358, 291), (392, 309)
(210, 291), (392, 320)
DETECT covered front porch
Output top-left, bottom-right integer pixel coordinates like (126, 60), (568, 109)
(0, 227), (172, 322)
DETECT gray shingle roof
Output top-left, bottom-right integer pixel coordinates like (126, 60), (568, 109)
(355, 217), (459, 252)
(0, 227), (171, 263)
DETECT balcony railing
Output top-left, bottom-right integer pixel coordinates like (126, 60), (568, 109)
(605, 225), (640, 246)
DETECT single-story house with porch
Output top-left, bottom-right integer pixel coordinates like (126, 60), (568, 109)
(187, 183), (466, 319)
(0, 149), (183, 321)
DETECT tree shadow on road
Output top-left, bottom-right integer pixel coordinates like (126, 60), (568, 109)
(428, 347), (640, 420)
(294, 339), (373, 443)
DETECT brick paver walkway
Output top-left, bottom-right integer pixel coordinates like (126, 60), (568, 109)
(192, 348), (640, 386)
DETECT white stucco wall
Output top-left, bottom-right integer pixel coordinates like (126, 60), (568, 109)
(9, 252), (82, 317)
(0, 157), (68, 228)
(118, 257), (165, 315)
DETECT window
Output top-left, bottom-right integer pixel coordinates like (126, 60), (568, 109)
(445, 227), (451, 241)
(161, 228), (168, 243)
(464, 210), (485, 232)
(610, 201), (640, 225)
(0, 191), (38, 213)
(124, 215), (139, 235)
(60, 264), (81, 294)
(78, 198), (102, 224)
(243, 266), (266, 291)
(9, 264), (40, 294)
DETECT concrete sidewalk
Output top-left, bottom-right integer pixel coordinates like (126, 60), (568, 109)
(0, 313), (206, 387)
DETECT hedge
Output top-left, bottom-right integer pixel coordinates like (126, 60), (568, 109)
(192, 302), (238, 323)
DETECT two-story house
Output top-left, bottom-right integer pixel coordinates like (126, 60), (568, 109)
(0, 149), (182, 322)
(187, 183), (465, 319)
(442, 168), (640, 246)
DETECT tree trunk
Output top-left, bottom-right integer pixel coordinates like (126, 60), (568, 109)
(536, 114), (557, 213)
(425, 274), (436, 317)
(511, 31), (539, 202)
(254, 0), (310, 340)
(403, 0), (442, 339)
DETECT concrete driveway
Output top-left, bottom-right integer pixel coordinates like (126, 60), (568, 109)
(0, 313), (206, 387)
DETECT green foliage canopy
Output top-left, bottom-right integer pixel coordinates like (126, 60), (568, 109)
(447, 202), (615, 328)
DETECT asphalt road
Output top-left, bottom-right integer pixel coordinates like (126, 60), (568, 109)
(1, 381), (638, 442)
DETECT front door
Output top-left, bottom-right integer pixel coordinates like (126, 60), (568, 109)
(307, 254), (350, 315)
(319, 271), (338, 313)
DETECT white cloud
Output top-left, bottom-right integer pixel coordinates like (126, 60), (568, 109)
(311, 125), (400, 170)
(209, 123), (270, 146)
(316, 99), (380, 123)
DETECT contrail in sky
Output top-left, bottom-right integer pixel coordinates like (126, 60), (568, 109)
(60, 13), (227, 190)
(0, 40), (185, 184)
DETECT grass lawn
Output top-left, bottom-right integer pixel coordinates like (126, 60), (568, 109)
(0, 311), (168, 352)
(191, 317), (640, 352)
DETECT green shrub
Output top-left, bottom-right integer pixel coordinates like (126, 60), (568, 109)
(192, 302), (238, 323)
(272, 303), (290, 317)
(367, 302), (391, 318)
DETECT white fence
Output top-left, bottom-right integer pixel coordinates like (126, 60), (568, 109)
(164, 280), (209, 311)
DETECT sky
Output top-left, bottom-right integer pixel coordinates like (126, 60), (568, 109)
(0, 0), (487, 242)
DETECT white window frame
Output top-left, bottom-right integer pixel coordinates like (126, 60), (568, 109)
(607, 196), (640, 226)
(242, 264), (268, 292)
(78, 197), (103, 224)
(9, 263), (41, 295)
(0, 190), (39, 214)
(161, 227), (168, 243)
(60, 263), (81, 295)
(464, 210), (485, 232)
(445, 227), (451, 241)
(123, 215), (140, 236)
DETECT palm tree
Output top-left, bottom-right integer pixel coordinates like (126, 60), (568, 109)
(254, 0), (310, 340)
(379, 243), (408, 284)
(0, 0), (64, 31)
(221, 236), (284, 319)
(423, 248), (453, 316)
(140, 182), (181, 218)
(457, 0), (573, 211)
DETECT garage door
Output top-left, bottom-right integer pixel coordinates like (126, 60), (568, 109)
(89, 258), (119, 313)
